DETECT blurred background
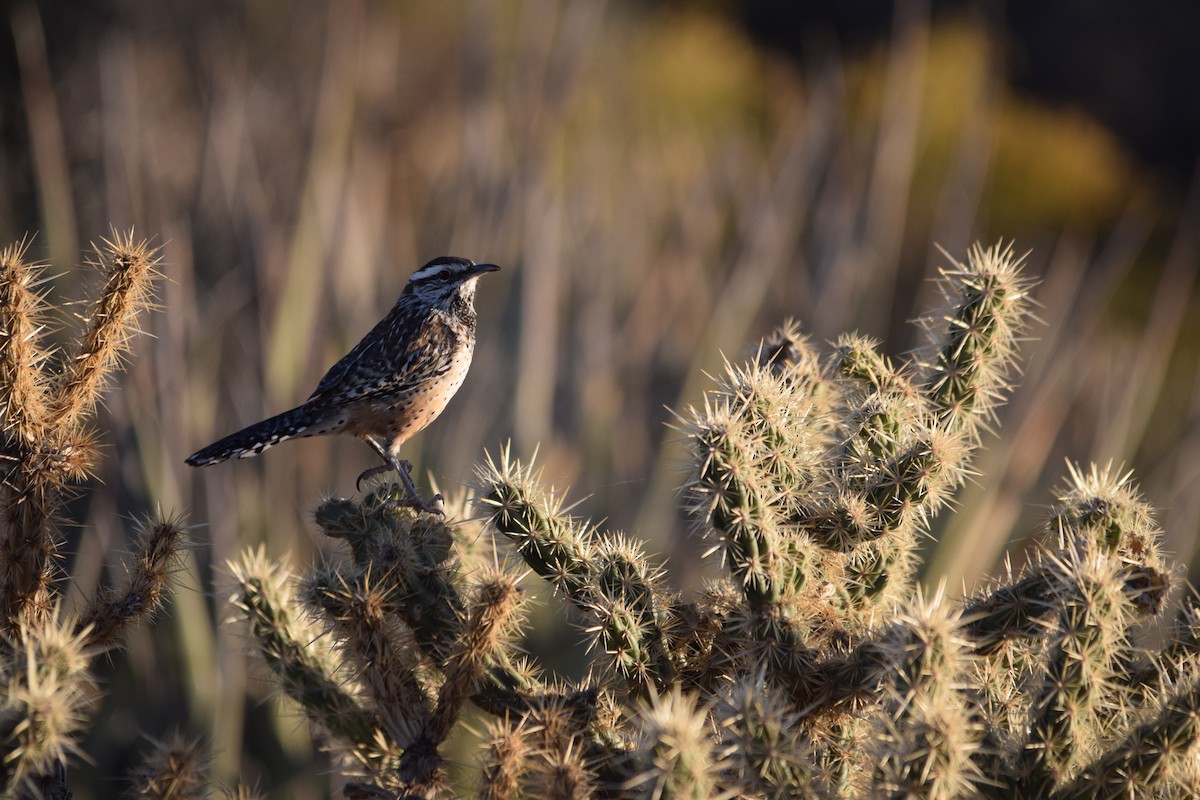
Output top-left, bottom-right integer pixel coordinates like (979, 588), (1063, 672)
(2, 0), (1198, 795)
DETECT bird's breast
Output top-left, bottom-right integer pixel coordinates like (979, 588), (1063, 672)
(345, 335), (476, 448)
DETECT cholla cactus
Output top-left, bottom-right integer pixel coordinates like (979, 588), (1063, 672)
(233, 243), (1198, 798)
(236, 488), (550, 797)
(126, 734), (211, 800)
(0, 233), (190, 797)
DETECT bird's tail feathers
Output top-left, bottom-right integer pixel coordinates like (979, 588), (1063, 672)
(185, 405), (326, 466)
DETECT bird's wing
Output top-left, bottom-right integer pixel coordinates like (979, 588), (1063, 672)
(308, 309), (456, 404)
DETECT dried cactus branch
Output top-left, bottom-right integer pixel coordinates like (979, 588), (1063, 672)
(77, 513), (188, 653)
(48, 230), (162, 428)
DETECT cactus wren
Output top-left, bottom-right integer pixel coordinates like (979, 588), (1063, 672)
(186, 256), (501, 513)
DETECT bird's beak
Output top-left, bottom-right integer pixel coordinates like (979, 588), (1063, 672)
(472, 263), (501, 276)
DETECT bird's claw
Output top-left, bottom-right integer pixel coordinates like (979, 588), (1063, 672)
(356, 465), (387, 492)
(416, 492), (445, 515)
(356, 457), (418, 494)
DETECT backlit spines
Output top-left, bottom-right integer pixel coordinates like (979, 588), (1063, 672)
(1054, 672), (1200, 800)
(584, 534), (678, 693)
(127, 734), (210, 800)
(1020, 549), (1135, 793)
(478, 446), (680, 695)
(716, 674), (817, 798)
(49, 231), (162, 428)
(630, 688), (720, 800)
(0, 238), (52, 445)
(477, 447), (596, 603)
(1, 232), (163, 636)
(868, 590), (982, 800)
(77, 512), (189, 653)
(229, 549), (379, 752)
(919, 242), (1034, 439)
(0, 614), (92, 798)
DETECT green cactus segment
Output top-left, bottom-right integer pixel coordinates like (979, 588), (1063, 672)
(312, 496), (364, 540)
(672, 245), (1035, 699)
(476, 451), (595, 603)
(716, 675), (817, 798)
(1052, 674), (1200, 800)
(841, 542), (896, 604)
(426, 573), (525, 751)
(827, 433), (963, 607)
(850, 399), (908, 465)
(863, 438), (953, 534)
(790, 342), (969, 570)
(833, 341), (920, 450)
(802, 392), (960, 557)
(1019, 545), (1138, 793)
(632, 688), (719, 800)
(687, 409), (793, 609)
(313, 495), (464, 663)
(1051, 462), (1165, 570)
(871, 693), (981, 800)
(229, 552), (379, 750)
(870, 592), (982, 800)
(834, 335), (900, 391)
(962, 572), (1056, 655)
(964, 464), (1167, 660)
(682, 350), (832, 608)
(1050, 464), (1169, 624)
(795, 490), (874, 553)
(588, 536), (677, 691)
(831, 338), (925, 469)
(964, 467), (1169, 795)
(922, 243), (1032, 437)
(740, 606), (823, 706)
(300, 567), (433, 750)
(308, 490), (616, 785)
(476, 448), (680, 692)
(717, 359), (826, 511)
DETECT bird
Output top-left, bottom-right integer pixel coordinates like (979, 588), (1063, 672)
(186, 256), (501, 513)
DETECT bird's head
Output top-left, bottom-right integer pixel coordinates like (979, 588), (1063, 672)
(404, 256), (501, 309)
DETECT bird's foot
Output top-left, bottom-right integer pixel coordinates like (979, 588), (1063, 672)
(357, 456), (441, 514)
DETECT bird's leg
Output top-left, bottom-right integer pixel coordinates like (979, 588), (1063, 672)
(357, 438), (443, 514)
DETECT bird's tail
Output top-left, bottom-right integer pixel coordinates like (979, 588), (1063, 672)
(185, 404), (324, 466)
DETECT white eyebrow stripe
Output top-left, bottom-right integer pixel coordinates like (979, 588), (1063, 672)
(409, 258), (474, 283)
(408, 263), (448, 282)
